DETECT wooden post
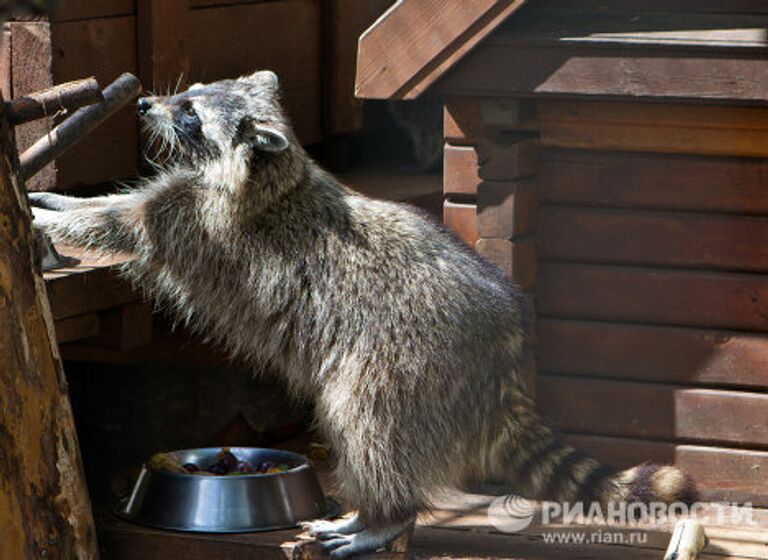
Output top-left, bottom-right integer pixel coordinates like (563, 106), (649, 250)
(443, 96), (539, 396)
(0, 92), (98, 556)
(136, 0), (190, 95)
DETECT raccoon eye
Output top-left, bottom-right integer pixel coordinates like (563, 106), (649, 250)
(181, 100), (196, 117)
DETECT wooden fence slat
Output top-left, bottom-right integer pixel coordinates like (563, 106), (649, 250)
(539, 206), (768, 272)
(443, 200), (478, 247)
(539, 375), (768, 448)
(538, 262), (768, 332)
(538, 318), (768, 388)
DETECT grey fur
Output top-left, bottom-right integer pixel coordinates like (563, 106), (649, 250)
(30, 70), (695, 557)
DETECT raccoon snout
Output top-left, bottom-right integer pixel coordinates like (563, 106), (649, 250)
(137, 97), (153, 116)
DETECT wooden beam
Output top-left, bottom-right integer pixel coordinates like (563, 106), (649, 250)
(355, 0), (527, 99)
(439, 43), (768, 105)
(137, 0), (190, 95)
(0, 90), (97, 559)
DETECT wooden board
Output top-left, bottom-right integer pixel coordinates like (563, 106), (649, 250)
(187, 0), (323, 144)
(43, 247), (138, 321)
(478, 179), (536, 239)
(444, 144), (480, 196)
(444, 96), (536, 145)
(10, 22), (56, 191)
(564, 434), (768, 506)
(539, 375), (768, 449)
(49, 0), (134, 22)
(538, 262), (768, 332)
(533, 100), (768, 157)
(356, 0), (527, 99)
(443, 200), (478, 247)
(137, 0), (189, 95)
(444, 139), (537, 196)
(539, 206), (768, 273)
(476, 237), (536, 290)
(50, 15), (138, 189)
(538, 319), (768, 389)
(439, 41), (768, 105)
(538, 149), (768, 215)
(322, 0), (391, 135)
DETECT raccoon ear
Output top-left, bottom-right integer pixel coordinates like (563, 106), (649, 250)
(249, 123), (289, 153)
(240, 70), (279, 92)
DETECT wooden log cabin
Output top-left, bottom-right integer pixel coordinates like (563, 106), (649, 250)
(357, 0), (768, 506)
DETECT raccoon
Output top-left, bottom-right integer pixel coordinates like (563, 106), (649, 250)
(30, 70), (697, 558)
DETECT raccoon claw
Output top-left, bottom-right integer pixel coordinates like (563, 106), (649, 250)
(319, 536), (357, 558)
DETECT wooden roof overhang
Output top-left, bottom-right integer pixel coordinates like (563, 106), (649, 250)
(356, 1), (768, 106)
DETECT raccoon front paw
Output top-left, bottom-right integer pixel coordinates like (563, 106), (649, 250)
(300, 513), (363, 539)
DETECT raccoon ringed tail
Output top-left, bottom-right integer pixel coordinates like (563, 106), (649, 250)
(491, 418), (698, 507)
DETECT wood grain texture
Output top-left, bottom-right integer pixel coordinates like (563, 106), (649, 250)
(0, 93), (97, 560)
(10, 22), (56, 191)
(444, 96), (535, 145)
(440, 42), (768, 105)
(322, 0), (391, 135)
(539, 206), (768, 273)
(50, 15), (138, 189)
(563, 434), (768, 506)
(443, 200), (478, 247)
(539, 375), (768, 448)
(477, 179), (536, 239)
(355, 0), (527, 99)
(187, 0), (323, 144)
(49, 0), (134, 22)
(538, 262), (768, 332)
(538, 319), (768, 388)
(538, 149), (768, 214)
(532, 100), (768, 157)
(475, 237), (536, 290)
(137, 0), (190, 95)
(54, 313), (100, 344)
(443, 144), (478, 196)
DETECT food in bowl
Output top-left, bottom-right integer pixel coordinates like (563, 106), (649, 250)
(148, 447), (291, 476)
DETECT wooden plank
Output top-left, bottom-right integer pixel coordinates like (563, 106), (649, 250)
(137, 0), (190, 95)
(439, 42), (768, 105)
(444, 97), (536, 145)
(10, 22), (56, 191)
(49, 0), (134, 22)
(322, 0), (391, 135)
(538, 319), (768, 389)
(0, 86), (97, 560)
(444, 139), (537, 196)
(0, 26), (11, 100)
(534, 1), (768, 14)
(54, 313), (100, 344)
(443, 144), (478, 196)
(355, 0), (527, 99)
(46, 266), (139, 321)
(477, 179), (536, 239)
(476, 237), (536, 290)
(539, 375), (768, 448)
(443, 200), (478, 247)
(187, 0), (323, 144)
(563, 434), (768, 506)
(50, 15), (138, 189)
(539, 206), (768, 272)
(538, 149), (768, 215)
(539, 263), (768, 332)
(498, 9), (768, 49)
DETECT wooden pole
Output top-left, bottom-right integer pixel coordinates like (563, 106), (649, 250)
(0, 90), (98, 557)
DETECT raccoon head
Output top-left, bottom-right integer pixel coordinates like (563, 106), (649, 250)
(138, 70), (301, 192)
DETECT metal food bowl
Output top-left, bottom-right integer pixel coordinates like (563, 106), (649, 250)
(116, 447), (334, 532)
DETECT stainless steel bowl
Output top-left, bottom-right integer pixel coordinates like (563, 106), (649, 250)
(116, 447), (333, 532)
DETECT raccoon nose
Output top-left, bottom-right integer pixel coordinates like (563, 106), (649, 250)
(137, 97), (152, 116)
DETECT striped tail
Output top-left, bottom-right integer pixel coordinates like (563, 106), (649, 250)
(488, 401), (698, 507)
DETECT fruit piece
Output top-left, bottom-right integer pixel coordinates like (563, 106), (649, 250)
(183, 463), (200, 473)
(217, 448), (239, 472)
(236, 461), (255, 474)
(148, 452), (186, 473)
